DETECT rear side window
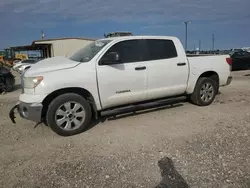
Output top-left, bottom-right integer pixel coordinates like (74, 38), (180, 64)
(145, 39), (177, 61)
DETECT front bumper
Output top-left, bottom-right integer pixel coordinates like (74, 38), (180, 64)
(9, 101), (43, 124)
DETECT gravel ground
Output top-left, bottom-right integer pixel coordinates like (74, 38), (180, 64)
(0, 70), (250, 188)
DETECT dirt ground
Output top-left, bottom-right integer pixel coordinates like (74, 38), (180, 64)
(0, 70), (250, 188)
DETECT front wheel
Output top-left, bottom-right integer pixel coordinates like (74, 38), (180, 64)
(46, 93), (92, 136)
(190, 77), (217, 106)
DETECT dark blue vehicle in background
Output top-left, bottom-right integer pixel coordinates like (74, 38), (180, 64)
(231, 51), (250, 71)
(0, 65), (15, 93)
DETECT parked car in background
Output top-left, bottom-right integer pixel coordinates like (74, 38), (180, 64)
(12, 59), (22, 66)
(229, 49), (243, 56)
(241, 47), (250, 52)
(18, 62), (37, 74)
(230, 51), (250, 71)
(9, 35), (232, 136)
(0, 66), (15, 93)
(12, 59), (38, 73)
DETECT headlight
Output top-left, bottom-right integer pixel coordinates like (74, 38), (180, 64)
(23, 76), (43, 88)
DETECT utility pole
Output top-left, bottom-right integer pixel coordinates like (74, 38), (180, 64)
(41, 30), (45, 40)
(199, 40), (201, 51)
(212, 34), (215, 51)
(183, 21), (191, 51)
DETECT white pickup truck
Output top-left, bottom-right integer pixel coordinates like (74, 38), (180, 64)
(9, 35), (232, 136)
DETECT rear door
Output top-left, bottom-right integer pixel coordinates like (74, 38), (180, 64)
(144, 39), (189, 100)
(96, 39), (148, 109)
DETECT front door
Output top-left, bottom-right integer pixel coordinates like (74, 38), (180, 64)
(96, 39), (148, 109)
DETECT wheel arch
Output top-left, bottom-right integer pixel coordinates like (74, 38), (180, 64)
(187, 70), (220, 94)
(199, 71), (219, 84)
(41, 87), (98, 121)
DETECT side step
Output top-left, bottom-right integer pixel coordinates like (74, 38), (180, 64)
(100, 96), (186, 117)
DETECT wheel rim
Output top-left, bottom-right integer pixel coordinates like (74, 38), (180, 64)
(200, 82), (214, 102)
(55, 101), (86, 131)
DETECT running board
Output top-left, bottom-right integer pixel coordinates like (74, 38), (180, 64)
(100, 96), (185, 117)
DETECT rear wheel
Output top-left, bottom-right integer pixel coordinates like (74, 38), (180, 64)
(190, 77), (217, 106)
(46, 93), (92, 136)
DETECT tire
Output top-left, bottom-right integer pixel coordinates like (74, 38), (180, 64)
(46, 93), (92, 136)
(190, 77), (217, 106)
(5, 74), (15, 92)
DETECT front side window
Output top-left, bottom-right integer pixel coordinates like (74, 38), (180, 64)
(102, 39), (143, 64)
(70, 40), (111, 62)
(145, 39), (178, 61)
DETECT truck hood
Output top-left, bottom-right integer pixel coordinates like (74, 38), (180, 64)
(25, 56), (79, 76)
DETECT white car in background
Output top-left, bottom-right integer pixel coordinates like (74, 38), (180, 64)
(12, 59), (38, 73)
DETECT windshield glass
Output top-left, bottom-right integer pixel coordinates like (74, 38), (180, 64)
(69, 40), (112, 62)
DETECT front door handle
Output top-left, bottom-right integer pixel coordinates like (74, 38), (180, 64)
(177, 62), (186, 66)
(135, 66), (146, 70)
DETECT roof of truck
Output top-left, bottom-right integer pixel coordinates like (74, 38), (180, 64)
(99, 35), (177, 41)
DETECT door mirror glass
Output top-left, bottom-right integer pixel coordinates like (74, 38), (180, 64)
(101, 52), (121, 65)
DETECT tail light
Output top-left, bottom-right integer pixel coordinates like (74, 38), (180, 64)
(226, 57), (232, 65)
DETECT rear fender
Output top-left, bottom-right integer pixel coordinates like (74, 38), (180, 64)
(186, 71), (219, 94)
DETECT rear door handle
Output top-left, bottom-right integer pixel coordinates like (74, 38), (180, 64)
(135, 66), (146, 70)
(177, 62), (186, 66)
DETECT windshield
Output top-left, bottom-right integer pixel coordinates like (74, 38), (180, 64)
(69, 40), (112, 62)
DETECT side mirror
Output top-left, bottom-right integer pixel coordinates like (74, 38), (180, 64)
(101, 52), (121, 65)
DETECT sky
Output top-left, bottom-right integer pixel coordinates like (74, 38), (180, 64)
(0, 0), (250, 50)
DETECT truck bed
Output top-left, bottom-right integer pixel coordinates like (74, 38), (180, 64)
(186, 54), (231, 93)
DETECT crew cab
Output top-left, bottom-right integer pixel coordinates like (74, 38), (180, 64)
(9, 36), (232, 136)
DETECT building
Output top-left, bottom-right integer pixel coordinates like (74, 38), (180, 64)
(10, 37), (95, 59)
